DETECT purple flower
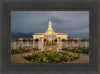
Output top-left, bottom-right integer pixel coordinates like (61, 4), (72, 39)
(28, 55), (32, 56)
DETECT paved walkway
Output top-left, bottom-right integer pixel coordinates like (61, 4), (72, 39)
(11, 52), (34, 63)
(43, 45), (58, 50)
(65, 51), (89, 63)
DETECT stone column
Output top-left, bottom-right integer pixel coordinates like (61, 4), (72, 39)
(85, 41), (87, 49)
(72, 41), (74, 47)
(27, 41), (29, 49)
(22, 40), (23, 49)
(11, 42), (14, 50)
(20, 40), (23, 49)
(78, 40), (81, 48)
(33, 41), (35, 48)
(14, 42), (16, 49)
(38, 40), (43, 50)
(59, 41), (62, 50)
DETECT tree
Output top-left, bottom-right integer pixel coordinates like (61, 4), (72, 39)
(35, 38), (39, 43)
(73, 39), (78, 47)
(81, 38), (89, 42)
(43, 39), (47, 42)
(11, 38), (15, 42)
(81, 38), (89, 49)
(15, 39), (18, 49)
(54, 39), (57, 42)
(67, 39), (74, 48)
(67, 39), (74, 42)
(15, 39), (18, 42)
(23, 39), (26, 42)
(62, 39), (66, 42)
(43, 39), (47, 45)
(27, 39), (31, 41)
(74, 39), (78, 42)
(62, 39), (66, 46)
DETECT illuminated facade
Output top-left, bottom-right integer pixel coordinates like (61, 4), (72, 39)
(33, 17), (68, 42)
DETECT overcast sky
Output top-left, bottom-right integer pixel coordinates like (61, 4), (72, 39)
(11, 11), (89, 38)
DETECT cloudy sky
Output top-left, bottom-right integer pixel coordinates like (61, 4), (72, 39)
(11, 11), (89, 38)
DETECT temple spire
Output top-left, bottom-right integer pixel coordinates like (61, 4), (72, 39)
(48, 16), (52, 29)
(49, 16), (51, 21)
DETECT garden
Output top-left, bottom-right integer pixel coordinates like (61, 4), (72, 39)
(11, 46), (38, 54)
(62, 47), (89, 54)
(24, 50), (79, 63)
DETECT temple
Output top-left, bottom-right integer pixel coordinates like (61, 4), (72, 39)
(33, 17), (68, 43)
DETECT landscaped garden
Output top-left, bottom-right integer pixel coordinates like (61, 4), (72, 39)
(11, 46), (38, 54)
(62, 47), (89, 54)
(24, 50), (79, 63)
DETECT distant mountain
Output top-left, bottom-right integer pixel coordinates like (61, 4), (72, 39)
(11, 32), (89, 39)
(68, 33), (89, 39)
(11, 32), (34, 39)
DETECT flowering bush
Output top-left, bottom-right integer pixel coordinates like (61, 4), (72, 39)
(62, 48), (89, 54)
(11, 47), (38, 54)
(11, 49), (22, 54)
(24, 50), (79, 63)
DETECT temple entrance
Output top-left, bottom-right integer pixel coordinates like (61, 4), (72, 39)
(43, 44), (58, 51)
(43, 39), (58, 46)
(48, 37), (52, 45)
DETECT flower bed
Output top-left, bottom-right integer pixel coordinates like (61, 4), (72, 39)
(11, 49), (22, 54)
(24, 50), (79, 63)
(11, 47), (38, 54)
(62, 48), (89, 54)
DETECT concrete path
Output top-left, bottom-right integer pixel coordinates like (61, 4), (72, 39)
(11, 52), (34, 63)
(66, 51), (89, 63)
(43, 45), (58, 50)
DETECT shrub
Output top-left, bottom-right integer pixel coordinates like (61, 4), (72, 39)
(32, 46), (38, 51)
(54, 39), (57, 42)
(62, 39), (66, 42)
(11, 49), (21, 54)
(24, 50), (79, 63)
(43, 39), (47, 42)
(62, 48), (89, 54)
(11, 48), (39, 54)
(21, 49), (31, 52)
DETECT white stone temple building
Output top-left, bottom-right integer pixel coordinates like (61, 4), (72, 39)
(33, 17), (68, 42)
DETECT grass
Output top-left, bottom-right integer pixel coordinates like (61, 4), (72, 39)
(24, 50), (79, 63)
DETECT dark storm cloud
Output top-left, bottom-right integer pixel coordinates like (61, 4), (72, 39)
(11, 11), (89, 38)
